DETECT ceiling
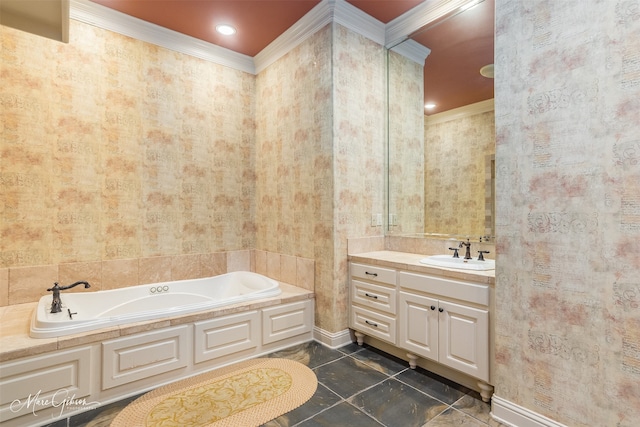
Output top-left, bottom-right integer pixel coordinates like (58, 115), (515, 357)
(90, 0), (494, 115)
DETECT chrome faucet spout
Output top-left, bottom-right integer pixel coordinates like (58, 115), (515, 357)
(46, 281), (91, 314)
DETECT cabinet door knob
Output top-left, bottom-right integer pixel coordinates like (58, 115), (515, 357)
(430, 305), (436, 310)
(438, 307), (444, 313)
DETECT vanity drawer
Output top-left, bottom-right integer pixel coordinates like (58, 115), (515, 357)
(350, 263), (396, 285)
(351, 279), (396, 315)
(398, 272), (489, 306)
(351, 306), (396, 345)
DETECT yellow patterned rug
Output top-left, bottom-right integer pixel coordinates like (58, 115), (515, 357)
(111, 358), (317, 427)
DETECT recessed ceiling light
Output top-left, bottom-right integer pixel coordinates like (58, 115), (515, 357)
(425, 103), (436, 109)
(216, 24), (236, 36)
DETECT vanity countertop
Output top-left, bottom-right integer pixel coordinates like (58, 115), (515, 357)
(0, 282), (314, 363)
(349, 250), (495, 285)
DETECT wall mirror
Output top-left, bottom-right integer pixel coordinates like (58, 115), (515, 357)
(387, 0), (495, 241)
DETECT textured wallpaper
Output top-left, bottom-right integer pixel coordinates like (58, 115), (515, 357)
(1, 19), (385, 332)
(495, 0), (640, 425)
(388, 50), (425, 235)
(1, 20), (255, 268)
(424, 111), (495, 236)
(255, 26), (335, 330)
(255, 24), (385, 332)
(332, 24), (386, 332)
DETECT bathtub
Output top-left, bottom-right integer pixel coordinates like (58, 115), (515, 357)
(30, 271), (281, 339)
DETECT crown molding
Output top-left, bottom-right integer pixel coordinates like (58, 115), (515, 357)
(390, 39), (430, 65)
(386, 0), (479, 48)
(253, 0), (333, 74)
(254, 0), (385, 73)
(425, 98), (494, 125)
(69, 0), (424, 74)
(69, 0), (255, 74)
(333, 0), (385, 45)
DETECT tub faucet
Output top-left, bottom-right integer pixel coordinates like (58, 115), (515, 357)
(459, 239), (472, 260)
(47, 281), (91, 313)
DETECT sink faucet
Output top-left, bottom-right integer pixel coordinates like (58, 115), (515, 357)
(459, 239), (472, 260)
(46, 281), (91, 313)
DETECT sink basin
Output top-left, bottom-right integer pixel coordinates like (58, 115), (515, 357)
(419, 255), (495, 271)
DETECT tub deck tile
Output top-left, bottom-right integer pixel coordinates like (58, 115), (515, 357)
(0, 283), (314, 363)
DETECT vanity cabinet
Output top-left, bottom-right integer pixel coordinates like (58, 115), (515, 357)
(349, 263), (397, 345)
(399, 291), (489, 381)
(350, 263), (493, 401)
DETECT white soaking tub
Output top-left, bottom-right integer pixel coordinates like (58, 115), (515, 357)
(30, 271), (281, 338)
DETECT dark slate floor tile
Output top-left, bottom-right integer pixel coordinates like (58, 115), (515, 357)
(350, 378), (448, 427)
(261, 383), (342, 427)
(453, 394), (492, 424)
(395, 366), (469, 404)
(350, 346), (408, 376)
(40, 419), (67, 427)
(297, 402), (383, 427)
(313, 356), (389, 399)
(267, 340), (346, 369)
(337, 342), (364, 355)
(424, 407), (487, 426)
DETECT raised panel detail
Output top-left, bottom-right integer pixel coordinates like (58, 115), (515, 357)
(0, 347), (91, 422)
(194, 311), (259, 363)
(102, 326), (188, 390)
(439, 300), (489, 381)
(262, 300), (312, 345)
(399, 291), (438, 360)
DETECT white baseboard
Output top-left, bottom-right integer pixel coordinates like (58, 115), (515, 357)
(313, 327), (353, 349)
(491, 395), (568, 427)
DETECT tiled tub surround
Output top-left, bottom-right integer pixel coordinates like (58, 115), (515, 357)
(347, 250), (495, 403)
(0, 282), (314, 427)
(0, 249), (314, 307)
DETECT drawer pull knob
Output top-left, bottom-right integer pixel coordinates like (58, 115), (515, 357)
(365, 271), (378, 277)
(365, 293), (378, 299)
(438, 308), (444, 313)
(365, 320), (378, 327)
(430, 305), (436, 310)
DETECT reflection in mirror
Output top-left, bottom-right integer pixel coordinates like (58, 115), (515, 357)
(387, 0), (495, 241)
(424, 101), (495, 237)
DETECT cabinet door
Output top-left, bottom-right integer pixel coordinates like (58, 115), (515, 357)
(438, 300), (489, 381)
(399, 291), (439, 361)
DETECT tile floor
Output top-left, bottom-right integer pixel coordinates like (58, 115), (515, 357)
(47, 341), (505, 427)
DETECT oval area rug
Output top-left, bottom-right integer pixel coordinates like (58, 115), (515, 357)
(111, 358), (317, 427)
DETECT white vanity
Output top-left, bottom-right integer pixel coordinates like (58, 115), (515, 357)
(349, 250), (495, 402)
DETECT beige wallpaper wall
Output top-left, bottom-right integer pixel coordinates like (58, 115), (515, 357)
(1, 20), (385, 334)
(495, 0), (640, 425)
(255, 24), (386, 332)
(1, 20), (251, 304)
(424, 110), (495, 236)
(387, 50), (425, 234)
(332, 24), (386, 332)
